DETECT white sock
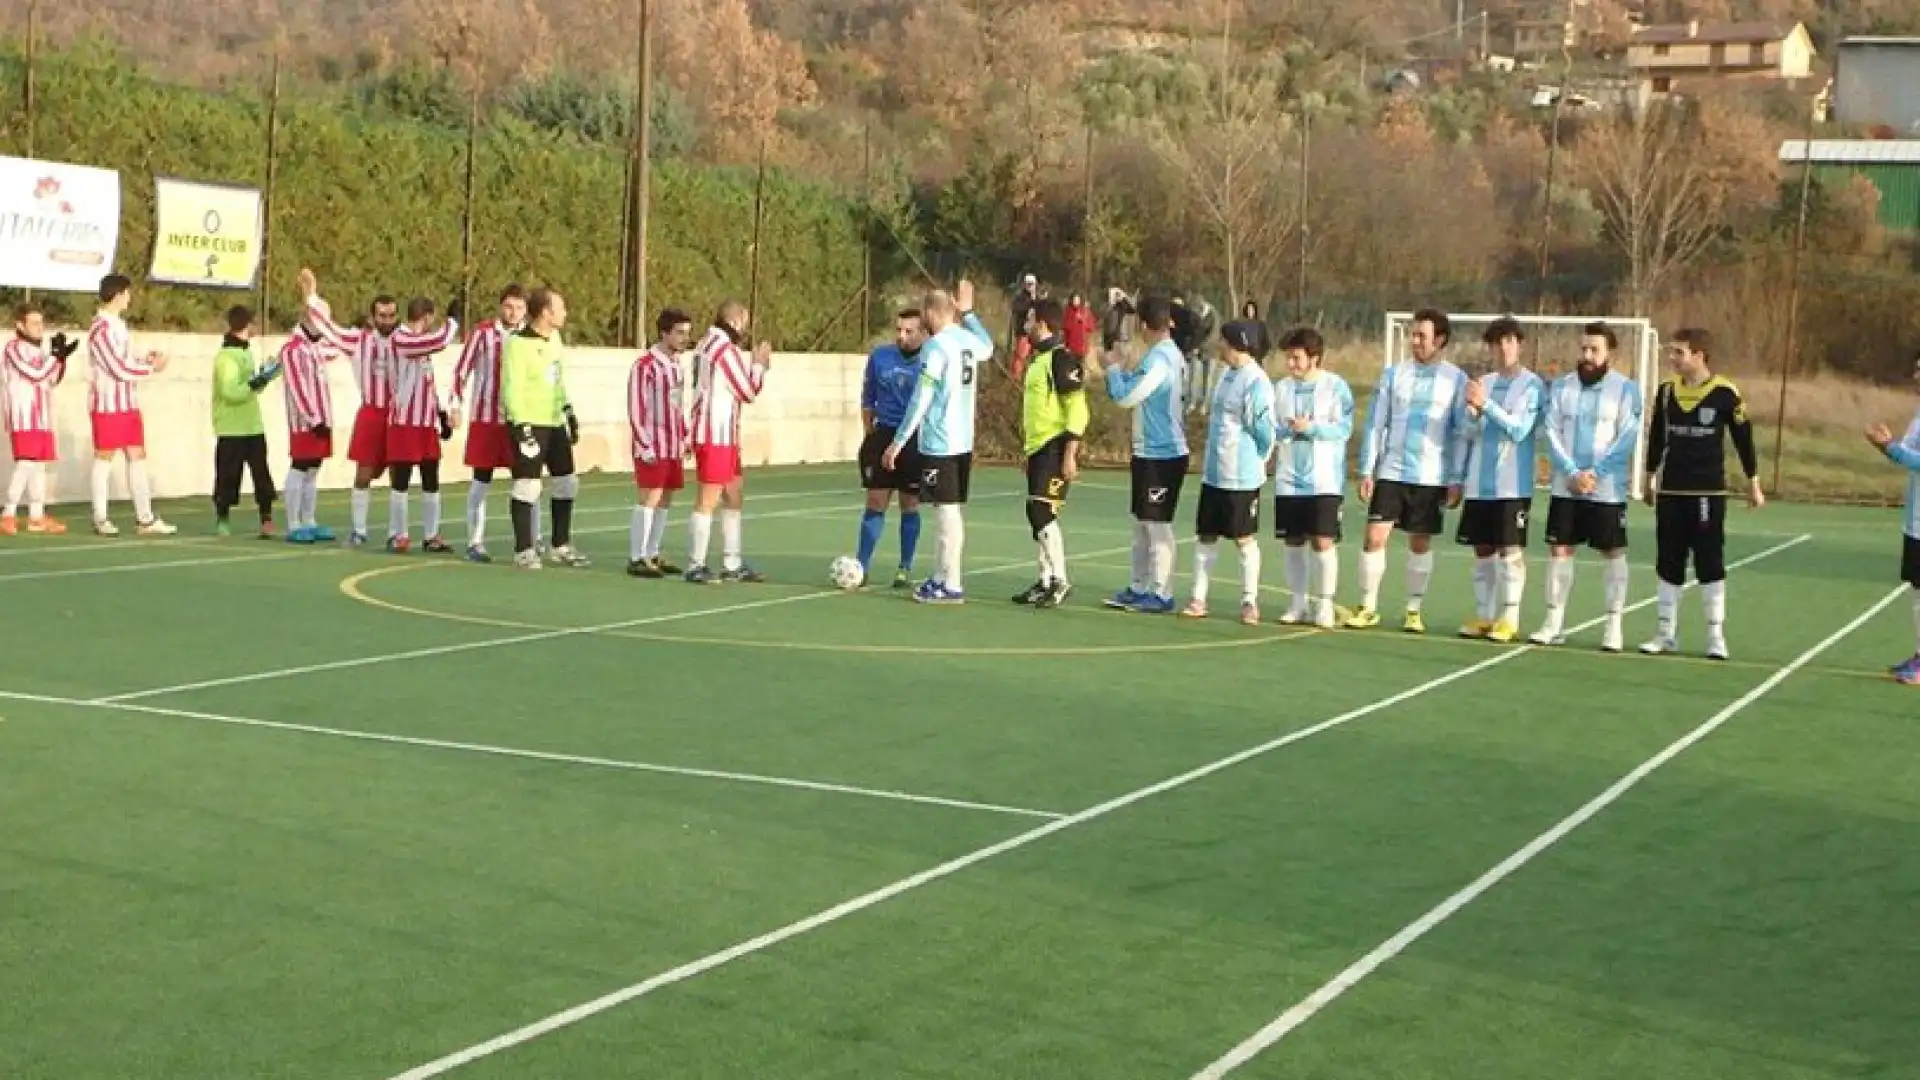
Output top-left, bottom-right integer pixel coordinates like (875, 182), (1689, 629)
(283, 470), (306, 529)
(1147, 522), (1177, 598)
(1192, 540), (1218, 605)
(1473, 556), (1497, 621)
(389, 489), (409, 537)
(1656, 580), (1682, 640)
(26, 463), (46, 517)
(5, 462), (30, 515)
(1602, 556), (1629, 616)
(647, 508), (670, 558)
(467, 479), (490, 547)
(351, 487), (371, 535)
(689, 511), (714, 566)
(1283, 545), (1308, 614)
(1405, 551), (1435, 612)
(1040, 521), (1067, 585)
(1359, 547), (1386, 610)
(937, 503), (965, 589)
(631, 506), (653, 562)
(1312, 547), (1339, 616)
(1130, 520), (1149, 592)
(302, 471), (320, 528)
(128, 459), (155, 522)
(721, 508), (744, 571)
(1499, 551), (1526, 624)
(1701, 580), (1726, 635)
(90, 458), (111, 522)
(422, 492), (442, 538)
(1544, 557), (1574, 626)
(1239, 540), (1262, 605)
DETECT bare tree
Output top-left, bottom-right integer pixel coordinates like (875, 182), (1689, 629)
(1577, 102), (1721, 315)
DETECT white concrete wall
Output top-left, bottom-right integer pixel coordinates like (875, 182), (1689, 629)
(4, 331), (868, 506)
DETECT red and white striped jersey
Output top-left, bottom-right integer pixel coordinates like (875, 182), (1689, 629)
(3, 337), (65, 435)
(451, 318), (516, 424)
(688, 327), (765, 449)
(306, 296), (454, 415)
(87, 311), (153, 414)
(628, 345), (687, 462)
(390, 318), (458, 429)
(280, 335), (336, 433)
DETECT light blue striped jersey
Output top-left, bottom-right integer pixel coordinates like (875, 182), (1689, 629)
(1543, 368), (1642, 504)
(1884, 407), (1920, 538)
(1201, 362), (1278, 491)
(1272, 371), (1354, 497)
(892, 313), (992, 458)
(1458, 367), (1546, 501)
(1105, 338), (1189, 459)
(1360, 358), (1470, 487)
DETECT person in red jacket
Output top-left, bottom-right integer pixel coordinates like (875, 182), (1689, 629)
(1063, 293), (1097, 358)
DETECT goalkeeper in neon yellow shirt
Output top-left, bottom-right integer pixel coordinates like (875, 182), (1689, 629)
(1013, 297), (1090, 608)
(500, 287), (589, 570)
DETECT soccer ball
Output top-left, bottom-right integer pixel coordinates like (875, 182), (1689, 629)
(828, 555), (865, 591)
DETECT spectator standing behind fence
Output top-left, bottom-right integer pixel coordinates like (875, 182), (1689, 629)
(1010, 273), (1040, 379)
(1102, 287), (1137, 352)
(1063, 293), (1096, 358)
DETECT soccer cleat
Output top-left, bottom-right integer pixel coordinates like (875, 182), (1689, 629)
(548, 545), (591, 568)
(215, 519), (233, 538)
(1639, 635), (1678, 656)
(464, 545), (492, 564)
(1105, 587), (1144, 610)
(684, 564), (716, 584)
(386, 534), (411, 554)
(0, 514), (14, 535)
(312, 525), (337, 543)
(1402, 610), (1426, 635)
(913, 580), (965, 605)
(626, 558), (660, 578)
(1132, 594), (1177, 615)
(1178, 600), (1207, 619)
(1486, 620), (1519, 644)
(1705, 631), (1729, 661)
(1892, 656), (1920, 682)
(1529, 622), (1565, 646)
(655, 557), (683, 576)
(891, 569), (911, 589)
(1012, 580), (1048, 605)
(347, 531), (369, 548)
(286, 526), (316, 544)
(1898, 665), (1920, 687)
(1240, 601), (1261, 626)
(720, 564), (764, 583)
(423, 535), (452, 554)
(1458, 619), (1492, 639)
(1035, 581), (1072, 610)
(1600, 620), (1624, 654)
(1278, 607), (1308, 626)
(1312, 604), (1338, 630)
(257, 520), (276, 540)
(1343, 607), (1380, 630)
(137, 518), (177, 537)
(93, 519), (119, 537)
(513, 549), (543, 570)
(27, 515), (65, 535)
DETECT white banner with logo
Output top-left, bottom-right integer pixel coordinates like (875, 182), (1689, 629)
(0, 154), (121, 292)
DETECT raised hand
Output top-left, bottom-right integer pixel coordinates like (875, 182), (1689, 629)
(297, 268), (317, 298)
(956, 279), (975, 312)
(753, 341), (773, 368)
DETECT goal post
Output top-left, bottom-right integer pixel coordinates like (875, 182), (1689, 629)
(1382, 311), (1660, 501)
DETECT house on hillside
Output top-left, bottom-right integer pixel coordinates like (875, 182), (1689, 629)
(1834, 38), (1920, 133)
(1626, 20), (1815, 98)
(1778, 139), (1920, 234)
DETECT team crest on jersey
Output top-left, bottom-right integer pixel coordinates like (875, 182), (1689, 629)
(1697, 407), (1715, 424)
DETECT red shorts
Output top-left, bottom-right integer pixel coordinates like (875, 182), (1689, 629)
(385, 423), (442, 465)
(693, 444), (742, 485)
(289, 429), (333, 461)
(633, 458), (685, 492)
(464, 420), (514, 470)
(90, 410), (145, 452)
(9, 430), (54, 461)
(348, 405), (388, 468)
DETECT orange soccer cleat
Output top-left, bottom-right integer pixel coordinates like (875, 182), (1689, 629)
(28, 515), (66, 534)
(0, 514), (15, 536)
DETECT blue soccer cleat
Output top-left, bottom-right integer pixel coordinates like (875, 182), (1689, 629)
(913, 580), (965, 605)
(285, 526), (316, 544)
(1892, 655), (1920, 684)
(1130, 594), (1177, 615)
(311, 525), (336, 543)
(1105, 587), (1144, 610)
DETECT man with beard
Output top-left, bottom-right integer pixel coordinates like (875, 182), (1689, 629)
(853, 308), (929, 588)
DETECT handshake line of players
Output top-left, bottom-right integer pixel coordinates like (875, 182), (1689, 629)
(853, 295), (1768, 662)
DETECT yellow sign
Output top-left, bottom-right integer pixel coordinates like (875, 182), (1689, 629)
(149, 177), (263, 289)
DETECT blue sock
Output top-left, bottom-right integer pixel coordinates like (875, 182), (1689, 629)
(899, 510), (921, 571)
(857, 509), (885, 570)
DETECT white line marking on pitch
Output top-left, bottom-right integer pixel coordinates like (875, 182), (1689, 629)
(0, 550), (316, 582)
(0, 690), (1064, 820)
(92, 538), (1137, 704)
(1187, 580), (1902, 1079)
(375, 535), (1811, 1080)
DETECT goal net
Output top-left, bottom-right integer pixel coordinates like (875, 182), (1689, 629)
(1381, 312), (1661, 501)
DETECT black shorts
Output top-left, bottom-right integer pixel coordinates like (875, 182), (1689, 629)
(510, 424), (574, 481)
(1904, 535), (1920, 589)
(1544, 496), (1629, 551)
(1026, 436), (1072, 504)
(1130, 455), (1189, 523)
(920, 452), (972, 505)
(859, 426), (920, 493)
(1455, 498), (1531, 549)
(1196, 483), (1261, 540)
(1368, 479), (1447, 536)
(1655, 494), (1728, 582)
(1274, 494), (1342, 542)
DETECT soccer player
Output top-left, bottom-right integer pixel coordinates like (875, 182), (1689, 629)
(685, 300), (772, 583)
(1, 304), (75, 535)
(1534, 321), (1642, 652)
(500, 286), (588, 570)
(1866, 356), (1920, 684)
(854, 308), (928, 588)
(384, 296), (460, 553)
(86, 273), (176, 536)
(1454, 317), (1545, 643)
(1097, 295), (1188, 613)
(1012, 297), (1090, 608)
(1347, 307), (1469, 632)
(1271, 326), (1354, 628)
(209, 306), (280, 537)
(450, 284), (529, 562)
(1181, 320), (1277, 625)
(1640, 328), (1763, 659)
(280, 303), (339, 543)
(627, 308), (693, 578)
(882, 280), (993, 604)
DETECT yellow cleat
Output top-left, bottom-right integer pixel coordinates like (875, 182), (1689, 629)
(1458, 619), (1491, 639)
(1402, 609), (1427, 635)
(1343, 607), (1381, 630)
(1485, 619), (1519, 644)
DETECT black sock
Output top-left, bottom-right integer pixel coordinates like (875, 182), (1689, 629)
(510, 498), (534, 553)
(552, 498), (574, 546)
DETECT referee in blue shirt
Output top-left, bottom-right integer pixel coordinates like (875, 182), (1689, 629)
(854, 308), (929, 587)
